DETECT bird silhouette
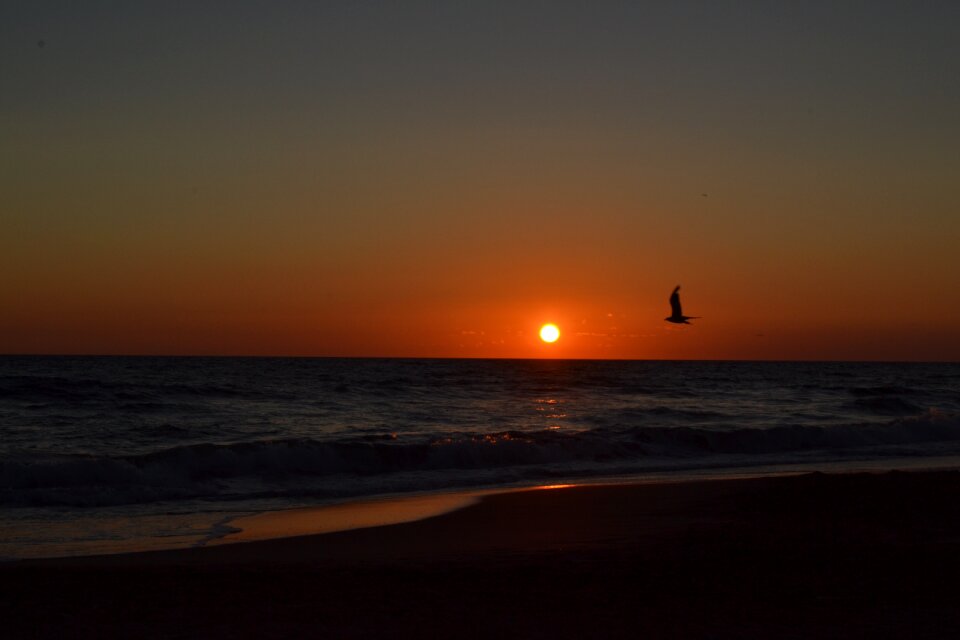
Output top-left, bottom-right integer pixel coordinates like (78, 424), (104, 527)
(665, 286), (700, 324)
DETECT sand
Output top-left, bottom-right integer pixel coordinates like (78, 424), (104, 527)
(3, 470), (960, 638)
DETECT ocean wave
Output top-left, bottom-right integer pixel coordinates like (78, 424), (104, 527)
(847, 385), (920, 397)
(850, 396), (924, 416)
(0, 375), (116, 403)
(2, 409), (958, 508)
(0, 374), (252, 405)
(625, 409), (958, 454)
(612, 406), (732, 420)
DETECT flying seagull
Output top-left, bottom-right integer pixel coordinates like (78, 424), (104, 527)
(665, 285), (700, 324)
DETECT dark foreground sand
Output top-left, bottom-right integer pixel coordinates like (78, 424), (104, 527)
(3, 471), (960, 639)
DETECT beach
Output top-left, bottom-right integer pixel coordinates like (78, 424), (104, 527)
(5, 357), (959, 562)
(4, 470), (960, 639)
(6, 2), (960, 637)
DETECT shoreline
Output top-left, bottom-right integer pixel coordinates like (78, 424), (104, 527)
(214, 453), (960, 546)
(217, 489), (487, 545)
(4, 469), (960, 637)
(7, 453), (960, 563)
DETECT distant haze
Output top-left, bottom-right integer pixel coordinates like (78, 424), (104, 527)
(2, 2), (958, 360)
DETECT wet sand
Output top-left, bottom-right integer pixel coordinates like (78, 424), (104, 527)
(3, 471), (960, 638)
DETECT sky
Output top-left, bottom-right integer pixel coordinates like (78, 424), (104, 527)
(2, 1), (959, 360)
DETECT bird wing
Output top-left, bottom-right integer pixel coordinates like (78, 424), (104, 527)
(669, 286), (682, 317)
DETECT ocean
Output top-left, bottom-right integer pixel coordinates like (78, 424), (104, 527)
(2, 356), (959, 560)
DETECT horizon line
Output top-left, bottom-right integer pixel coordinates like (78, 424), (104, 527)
(1, 353), (957, 365)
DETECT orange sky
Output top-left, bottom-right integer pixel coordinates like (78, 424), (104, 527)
(2, 3), (959, 360)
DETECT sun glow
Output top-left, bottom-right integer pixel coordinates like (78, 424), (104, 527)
(539, 324), (560, 343)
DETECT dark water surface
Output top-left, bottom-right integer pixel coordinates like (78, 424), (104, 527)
(2, 356), (958, 558)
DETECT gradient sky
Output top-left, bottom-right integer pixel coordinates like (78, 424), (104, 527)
(2, 1), (959, 360)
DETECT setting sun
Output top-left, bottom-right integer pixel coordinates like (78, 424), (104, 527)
(539, 324), (560, 343)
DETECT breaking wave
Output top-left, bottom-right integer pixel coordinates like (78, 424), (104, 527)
(3, 409), (957, 507)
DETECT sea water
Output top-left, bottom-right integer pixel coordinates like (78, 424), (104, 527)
(1, 356), (958, 559)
